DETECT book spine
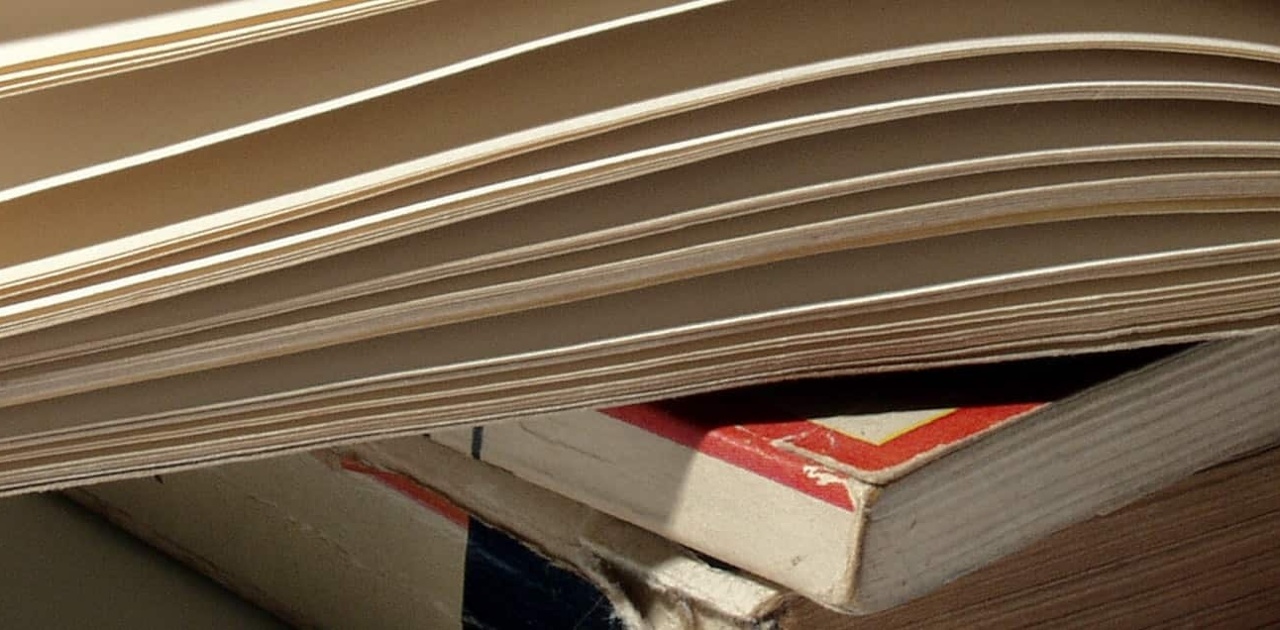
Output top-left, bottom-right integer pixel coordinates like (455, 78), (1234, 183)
(69, 453), (631, 629)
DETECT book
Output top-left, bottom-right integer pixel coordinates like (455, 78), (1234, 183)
(0, 493), (281, 628)
(798, 443), (1280, 628)
(71, 424), (1280, 628)
(428, 334), (1280, 612)
(71, 438), (795, 630)
(1, 1), (1279, 491)
(2, 1), (718, 197)
(0, 0), (426, 97)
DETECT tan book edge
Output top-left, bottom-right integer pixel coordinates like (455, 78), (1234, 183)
(5, 162), (1279, 397)
(5, 1), (1280, 303)
(7, 51), (1279, 318)
(0, 316), (1276, 496)
(0, 212), (1275, 435)
(5, 78), (1280, 327)
(3, 156), (1273, 375)
(0, 0), (432, 97)
(795, 444), (1280, 628)
(0, 0), (718, 198)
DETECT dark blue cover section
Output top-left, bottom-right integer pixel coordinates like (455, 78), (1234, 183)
(461, 519), (623, 630)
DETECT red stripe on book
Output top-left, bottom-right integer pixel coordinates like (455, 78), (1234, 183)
(603, 402), (1044, 503)
(602, 405), (856, 511)
(341, 458), (470, 527)
(740, 403), (1044, 472)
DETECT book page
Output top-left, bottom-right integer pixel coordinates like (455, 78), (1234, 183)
(4, 0), (1278, 298)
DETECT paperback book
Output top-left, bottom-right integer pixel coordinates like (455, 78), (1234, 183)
(1, 0), (1278, 492)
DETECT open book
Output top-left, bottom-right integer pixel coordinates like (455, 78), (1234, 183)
(2, 1), (1279, 491)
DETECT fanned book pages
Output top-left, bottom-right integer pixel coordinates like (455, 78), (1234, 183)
(2, 1), (1280, 491)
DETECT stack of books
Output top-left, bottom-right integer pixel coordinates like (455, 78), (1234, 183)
(4, 1), (1280, 626)
(70, 341), (1280, 627)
